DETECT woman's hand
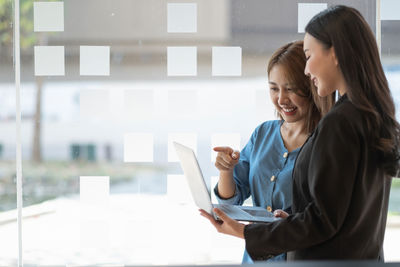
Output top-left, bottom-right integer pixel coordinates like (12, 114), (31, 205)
(273, 209), (289, 218)
(199, 208), (245, 239)
(214, 146), (240, 172)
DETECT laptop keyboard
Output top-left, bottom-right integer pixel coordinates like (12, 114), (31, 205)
(214, 204), (254, 219)
(241, 207), (274, 217)
(214, 204), (275, 221)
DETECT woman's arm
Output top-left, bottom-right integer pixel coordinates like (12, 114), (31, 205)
(245, 112), (361, 258)
(214, 146), (239, 199)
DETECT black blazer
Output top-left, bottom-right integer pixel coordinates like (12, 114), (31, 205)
(244, 94), (392, 260)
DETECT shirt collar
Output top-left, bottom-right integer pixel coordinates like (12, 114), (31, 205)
(335, 93), (348, 107)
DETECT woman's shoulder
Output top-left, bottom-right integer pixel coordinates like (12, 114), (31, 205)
(317, 98), (363, 134)
(248, 120), (282, 148)
(255, 120), (281, 134)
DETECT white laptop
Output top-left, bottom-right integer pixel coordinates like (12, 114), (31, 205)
(173, 141), (279, 222)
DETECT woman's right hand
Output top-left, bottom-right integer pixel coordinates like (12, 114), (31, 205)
(213, 146), (240, 172)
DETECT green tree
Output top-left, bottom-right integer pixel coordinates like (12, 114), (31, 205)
(0, 0), (35, 50)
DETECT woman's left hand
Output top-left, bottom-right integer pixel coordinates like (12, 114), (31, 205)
(273, 209), (289, 218)
(199, 208), (245, 239)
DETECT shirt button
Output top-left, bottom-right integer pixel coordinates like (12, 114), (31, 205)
(283, 152), (288, 158)
(267, 206), (272, 212)
(270, 175), (276, 182)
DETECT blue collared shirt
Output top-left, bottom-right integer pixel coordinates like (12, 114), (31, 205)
(214, 120), (300, 263)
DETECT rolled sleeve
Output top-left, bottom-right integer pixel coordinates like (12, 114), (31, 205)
(214, 183), (242, 205)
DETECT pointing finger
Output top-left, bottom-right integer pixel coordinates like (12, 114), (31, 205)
(213, 146), (233, 154)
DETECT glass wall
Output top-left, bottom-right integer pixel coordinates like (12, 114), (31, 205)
(381, 0), (400, 259)
(0, 0), (18, 265)
(0, 0), (398, 265)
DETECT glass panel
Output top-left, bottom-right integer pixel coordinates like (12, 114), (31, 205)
(381, 9), (400, 263)
(0, 0), (18, 265)
(7, 0), (397, 265)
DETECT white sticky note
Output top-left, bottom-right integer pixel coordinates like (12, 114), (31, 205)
(80, 176), (110, 206)
(167, 47), (197, 76)
(34, 46), (65, 76)
(168, 90), (198, 118)
(211, 133), (241, 162)
(167, 175), (193, 204)
(211, 176), (219, 204)
(34, 2), (64, 32)
(80, 221), (109, 249)
(212, 47), (242, 76)
(168, 133), (197, 162)
(124, 133), (154, 162)
(298, 3), (328, 33)
(79, 89), (109, 119)
(124, 90), (154, 119)
(80, 46), (110, 76)
(381, 0), (400, 20)
(167, 3), (197, 33)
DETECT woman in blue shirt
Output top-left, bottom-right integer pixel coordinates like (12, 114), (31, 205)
(213, 41), (333, 262)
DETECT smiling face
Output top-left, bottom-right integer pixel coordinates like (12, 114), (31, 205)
(303, 33), (347, 97)
(269, 64), (309, 124)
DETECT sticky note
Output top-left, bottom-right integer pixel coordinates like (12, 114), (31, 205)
(80, 46), (110, 76)
(34, 2), (64, 32)
(167, 47), (197, 76)
(79, 89), (109, 119)
(168, 90), (198, 118)
(298, 3), (328, 33)
(212, 47), (242, 76)
(34, 46), (65, 76)
(124, 90), (154, 119)
(167, 3), (197, 33)
(124, 133), (154, 162)
(381, 0), (400, 20)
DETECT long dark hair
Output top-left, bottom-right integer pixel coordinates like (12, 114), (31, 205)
(306, 5), (400, 176)
(267, 41), (334, 134)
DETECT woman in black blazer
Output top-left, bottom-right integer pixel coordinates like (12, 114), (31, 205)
(200, 5), (400, 260)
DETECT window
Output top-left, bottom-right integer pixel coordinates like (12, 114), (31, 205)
(0, 0), (399, 265)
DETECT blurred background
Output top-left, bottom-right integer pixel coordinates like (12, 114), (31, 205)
(0, 0), (399, 265)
